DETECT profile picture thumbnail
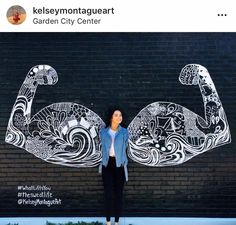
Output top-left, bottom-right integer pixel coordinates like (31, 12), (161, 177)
(7, 5), (26, 25)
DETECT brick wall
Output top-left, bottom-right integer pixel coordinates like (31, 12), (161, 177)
(0, 33), (235, 217)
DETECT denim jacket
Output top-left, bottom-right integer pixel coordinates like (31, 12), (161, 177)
(99, 125), (129, 181)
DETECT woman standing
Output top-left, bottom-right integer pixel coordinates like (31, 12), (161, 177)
(100, 108), (129, 225)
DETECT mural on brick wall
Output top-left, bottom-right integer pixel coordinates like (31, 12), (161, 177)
(5, 65), (105, 167)
(128, 64), (231, 166)
(5, 64), (231, 167)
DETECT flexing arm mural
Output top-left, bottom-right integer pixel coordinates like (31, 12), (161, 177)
(5, 65), (105, 167)
(128, 64), (231, 166)
(5, 64), (231, 168)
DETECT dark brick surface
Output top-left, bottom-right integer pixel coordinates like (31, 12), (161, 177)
(0, 33), (235, 217)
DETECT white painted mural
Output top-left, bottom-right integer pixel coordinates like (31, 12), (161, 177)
(128, 64), (231, 166)
(5, 65), (105, 167)
(5, 64), (231, 167)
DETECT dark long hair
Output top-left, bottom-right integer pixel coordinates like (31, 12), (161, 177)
(104, 106), (127, 128)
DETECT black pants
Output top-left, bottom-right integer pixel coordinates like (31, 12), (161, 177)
(102, 157), (125, 223)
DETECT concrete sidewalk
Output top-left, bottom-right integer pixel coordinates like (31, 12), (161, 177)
(1, 217), (236, 225)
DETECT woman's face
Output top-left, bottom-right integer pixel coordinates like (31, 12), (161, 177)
(111, 110), (123, 125)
